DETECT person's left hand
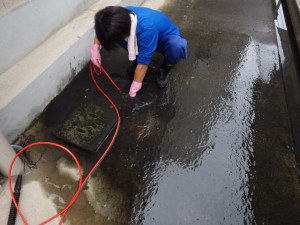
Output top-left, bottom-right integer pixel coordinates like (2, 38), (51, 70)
(90, 44), (101, 67)
(129, 81), (142, 97)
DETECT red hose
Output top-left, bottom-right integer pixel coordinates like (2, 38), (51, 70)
(7, 62), (121, 224)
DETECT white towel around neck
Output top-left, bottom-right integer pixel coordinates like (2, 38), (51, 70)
(127, 13), (138, 61)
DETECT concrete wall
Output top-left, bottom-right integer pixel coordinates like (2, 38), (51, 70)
(0, 0), (98, 74)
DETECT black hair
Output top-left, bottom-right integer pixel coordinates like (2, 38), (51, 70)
(94, 6), (131, 50)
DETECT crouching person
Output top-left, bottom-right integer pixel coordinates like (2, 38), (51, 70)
(90, 6), (187, 97)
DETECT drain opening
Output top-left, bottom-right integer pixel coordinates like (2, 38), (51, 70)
(89, 114), (98, 118)
(77, 128), (86, 134)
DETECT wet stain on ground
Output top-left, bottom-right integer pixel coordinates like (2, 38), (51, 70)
(9, 0), (300, 224)
(249, 70), (300, 225)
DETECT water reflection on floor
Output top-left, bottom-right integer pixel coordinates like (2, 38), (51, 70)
(129, 33), (275, 225)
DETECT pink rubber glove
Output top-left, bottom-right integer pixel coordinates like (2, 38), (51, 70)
(90, 44), (101, 67)
(129, 81), (142, 97)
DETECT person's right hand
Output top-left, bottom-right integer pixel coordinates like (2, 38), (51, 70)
(90, 44), (101, 67)
(129, 81), (142, 97)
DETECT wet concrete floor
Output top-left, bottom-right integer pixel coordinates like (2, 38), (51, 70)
(4, 0), (300, 224)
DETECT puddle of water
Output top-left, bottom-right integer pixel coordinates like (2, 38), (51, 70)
(129, 35), (264, 225)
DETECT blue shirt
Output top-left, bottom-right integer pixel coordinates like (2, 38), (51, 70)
(127, 6), (180, 65)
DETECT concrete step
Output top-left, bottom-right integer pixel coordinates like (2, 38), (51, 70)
(0, 0), (99, 74)
(0, 0), (145, 142)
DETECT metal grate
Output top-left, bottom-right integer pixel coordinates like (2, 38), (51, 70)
(53, 103), (117, 152)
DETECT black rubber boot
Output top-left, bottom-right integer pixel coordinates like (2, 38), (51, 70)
(127, 60), (137, 77)
(156, 60), (173, 88)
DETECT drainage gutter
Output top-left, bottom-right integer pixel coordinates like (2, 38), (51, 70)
(282, 0), (300, 72)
